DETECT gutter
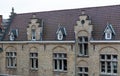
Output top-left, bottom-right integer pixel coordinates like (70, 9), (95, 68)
(1, 40), (120, 44)
(90, 40), (120, 43)
(0, 41), (75, 44)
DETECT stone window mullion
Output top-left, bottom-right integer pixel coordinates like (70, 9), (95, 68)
(30, 53), (38, 70)
(53, 53), (67, 71)
(100, 54), (118, 75)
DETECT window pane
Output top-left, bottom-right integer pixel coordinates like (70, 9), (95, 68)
(63, 54), (67, 58)
(35, 53), (38, 57)
(113, 55), (117, 60)
(36, 59), (38, 68)
(54, 60), (57, 70)
(113, 62), (117, 73)
(84, 37), (88, 42)
(107, 55), (111, 60)
(107, 62), (111, 73)
(78, 74), (82, 76)
(59, 53), (62, 58)
(84, 44), (88, 55)
(78, 67), (88, 76)
(59, 60), (62, 70)
(106, 33), (111, 39)
(11, 58), (13, 66)
(14, 52), (16, 56)
(10, 52), (12, 56)
(54, 53), (57, 58)
(84, 74), (88, 76)
(79, 37), (82, 42)
(101, 55), (105, 60)
(101, 62), (105, 73)
(85, 67), (88, 72)
(63, 60), (67, 70)
(79, 44), (83, 54)
(32, 29), (36, 39)
(79, 67), (82, 72)
(31, 59), (34, 68)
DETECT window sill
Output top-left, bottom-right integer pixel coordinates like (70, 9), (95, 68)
(30, 68), (38, 71)
(100, 74), (117, 76)
(7, 66), (17, 69)
(53, 70), (67, 73)
(77, 55), (89, 57)
(7, 67), (16, 69)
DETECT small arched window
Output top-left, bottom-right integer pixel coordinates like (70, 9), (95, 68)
(31, 29), (36, 41)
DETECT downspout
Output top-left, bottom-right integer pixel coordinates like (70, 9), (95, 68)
(40, 19), (44, 41)
(74, 31), (77, 76)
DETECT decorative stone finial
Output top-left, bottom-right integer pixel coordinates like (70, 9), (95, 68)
(81, 10), (85, 15)
(12, 7), (14, 13)
(32, 13), (36, 18)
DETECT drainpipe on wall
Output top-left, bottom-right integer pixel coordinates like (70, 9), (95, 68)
(74, 31), (77, 76)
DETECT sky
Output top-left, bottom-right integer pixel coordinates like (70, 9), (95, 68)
(0, 0), (120, 19)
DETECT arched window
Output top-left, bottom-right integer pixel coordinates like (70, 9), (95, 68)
(31, 29), (36, 41)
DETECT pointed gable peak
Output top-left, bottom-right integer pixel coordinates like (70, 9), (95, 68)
(56, 24), (67, 40)
(56, 24), (67, 35)
(104, 23), (116, 35)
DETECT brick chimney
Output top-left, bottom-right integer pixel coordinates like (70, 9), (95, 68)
(0, 15), (2, 26)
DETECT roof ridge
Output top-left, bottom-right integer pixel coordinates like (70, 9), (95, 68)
(16, 4), (120, 15)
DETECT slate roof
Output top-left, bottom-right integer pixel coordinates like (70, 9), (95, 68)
(3, 5), (120, 41)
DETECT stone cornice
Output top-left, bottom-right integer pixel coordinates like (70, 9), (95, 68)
(0, 41), (75, 44)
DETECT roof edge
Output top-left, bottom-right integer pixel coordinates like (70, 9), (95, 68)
(0, 41), (75, 44)
(90, 40), (120, 43)
(16, 4), (120, 16)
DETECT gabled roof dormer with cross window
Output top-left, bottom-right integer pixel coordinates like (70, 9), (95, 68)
(56, 24), (67, 40)
(104, 23), (116, 40)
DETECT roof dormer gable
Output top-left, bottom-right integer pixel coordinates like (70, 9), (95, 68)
(104, 24), (115, 34)
(104, 23), (116, 40)
(56, 24), (67, 40)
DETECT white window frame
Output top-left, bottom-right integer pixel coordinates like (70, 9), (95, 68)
(6, 52), (17, 68)
(53, 53), (67, 72)
(78, 36), (88, 56)
(30, 53), (38, 70)
(57, 31), (63, 40)
(105, 32), (112, 40)
(31, 29), (36, 41)
(78, 67), (88, 76)
(9, 32), (15, 41)
(100, 54), (118, 75)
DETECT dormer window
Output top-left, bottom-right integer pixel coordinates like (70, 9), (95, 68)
(105, 32), (112, 40)
(57, 31), (63, 40)
(27, 14), (44, 41)
(56, 25), (67, 40)
(31, 29), (36, 41)
(104, 23), (115, 40)
(9, 29), (18, 41)
(9, 32), (15, 41)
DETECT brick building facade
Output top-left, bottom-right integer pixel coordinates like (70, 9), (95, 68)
(0, 5), (120, 76)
